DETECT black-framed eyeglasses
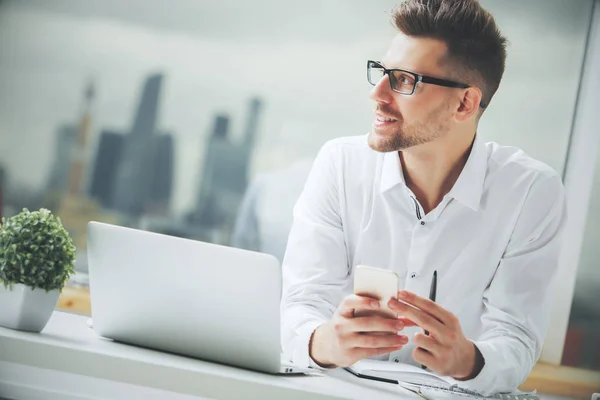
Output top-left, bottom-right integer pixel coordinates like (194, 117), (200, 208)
(367, 60), (487, 109)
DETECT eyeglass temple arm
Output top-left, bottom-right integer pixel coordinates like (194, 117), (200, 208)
(419, 75), (469, 89)
(419, 75), (487, 108)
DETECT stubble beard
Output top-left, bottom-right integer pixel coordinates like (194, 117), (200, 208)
(368, 102), (451, 153)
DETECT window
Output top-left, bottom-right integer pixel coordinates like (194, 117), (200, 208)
(478, 0), (593, 174)
(0, 0), (597, 376)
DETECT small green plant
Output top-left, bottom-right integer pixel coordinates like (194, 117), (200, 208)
(0, 208), (76, 292)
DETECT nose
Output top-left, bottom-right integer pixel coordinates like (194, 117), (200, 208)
(369, 74), (393, 105)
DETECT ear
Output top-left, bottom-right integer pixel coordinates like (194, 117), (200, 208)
(454, 87), (482, 122)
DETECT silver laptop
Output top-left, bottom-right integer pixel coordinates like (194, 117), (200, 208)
(86, 221), (307, 375)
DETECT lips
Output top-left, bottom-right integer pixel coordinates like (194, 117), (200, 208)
(373, 112), (399, 130)
(376, 115), (397, 122)
(375, 109), (400, 122)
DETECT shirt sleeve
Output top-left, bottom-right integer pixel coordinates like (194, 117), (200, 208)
(453, 173), (567, 395)
(280, 141), (350, 369)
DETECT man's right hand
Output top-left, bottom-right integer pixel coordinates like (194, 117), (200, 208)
(309, 294), (409, 368)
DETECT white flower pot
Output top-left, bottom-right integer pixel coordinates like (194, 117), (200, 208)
(0, 283), (60, 332)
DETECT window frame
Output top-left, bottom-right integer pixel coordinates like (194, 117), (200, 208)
(540, 0), (600, 365)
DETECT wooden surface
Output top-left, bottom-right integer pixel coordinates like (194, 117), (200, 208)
(56, 286), (600, 399)
(520, 362), (600, 399)
(57, 285), (91, 315)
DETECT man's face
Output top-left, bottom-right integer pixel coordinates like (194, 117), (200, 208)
(368, 33), (457, 153)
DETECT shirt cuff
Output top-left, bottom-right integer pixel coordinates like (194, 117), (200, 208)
(446, 340), (500, 396)
(292, 319), (328, 370)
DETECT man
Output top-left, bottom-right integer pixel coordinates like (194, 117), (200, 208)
(280, 0), (566, 395)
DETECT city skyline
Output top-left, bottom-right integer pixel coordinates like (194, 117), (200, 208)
(0, 0), (591, 217)
(45, 74), (175, 219)
(43, 72), (262, 228)
(0, 2), (390, 217)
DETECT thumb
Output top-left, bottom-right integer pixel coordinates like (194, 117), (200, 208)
(339, 294), (379, 318)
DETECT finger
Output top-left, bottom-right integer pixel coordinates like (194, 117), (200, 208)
(397, 317), (418, 327)
(351, 345), (407, 362)
(397, 290), (454, 326)
(412, 332), (442, 355)
(349, 333), (409, 348)
(350, 316), (405, 334)
(388, 298), (447, 338)
(339, 294), (380, 318)
(412, 346), (437, 370)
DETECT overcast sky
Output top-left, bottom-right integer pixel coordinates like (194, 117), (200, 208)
(0, 0), (593, 216)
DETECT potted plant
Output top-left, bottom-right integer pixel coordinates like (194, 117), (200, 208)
(0, 208), (76, 332)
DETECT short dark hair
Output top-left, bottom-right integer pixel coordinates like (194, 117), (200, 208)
(392, 0), (507, 109)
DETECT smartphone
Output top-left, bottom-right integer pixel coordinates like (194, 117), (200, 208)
(353, 265), (398, 319)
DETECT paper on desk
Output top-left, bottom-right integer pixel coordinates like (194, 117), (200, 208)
(348, 359), (454, 386)
(348, 360), (539, 400)
(399, 381), (539, 400)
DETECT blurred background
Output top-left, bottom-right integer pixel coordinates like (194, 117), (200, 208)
(0, 0), (597, 375)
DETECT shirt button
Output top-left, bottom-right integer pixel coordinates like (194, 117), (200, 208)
(420, 221), (425, 226)
(394, 358), (400, 363)
(410, 273), (416, 278)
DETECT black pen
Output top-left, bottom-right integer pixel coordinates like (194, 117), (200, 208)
(424, 270), (437, 335)
(421, 270), (437, 369)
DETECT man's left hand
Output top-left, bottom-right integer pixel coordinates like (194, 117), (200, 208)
(388, 290), (483, 380)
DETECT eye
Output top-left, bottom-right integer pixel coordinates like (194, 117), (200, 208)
(392, 71), (415, 87)
(399, 73), (415, 85)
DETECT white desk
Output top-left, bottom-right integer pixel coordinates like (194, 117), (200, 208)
(0, 311), (421, 400)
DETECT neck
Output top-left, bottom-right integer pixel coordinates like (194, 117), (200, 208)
(400, 132), (475, 214)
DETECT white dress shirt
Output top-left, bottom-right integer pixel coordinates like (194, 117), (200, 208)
(280, 134), (566, 395)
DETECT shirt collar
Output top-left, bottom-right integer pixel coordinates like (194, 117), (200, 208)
(380, 150), (406, 194)
(446, 134), (487, 211)
(379, 135), (488, 211)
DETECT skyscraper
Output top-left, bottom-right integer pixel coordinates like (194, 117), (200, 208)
(88, 130), (124, 208)
(193, 115), (229, 218)
(146, 132), (174, 215)
(190, 97), (263, 235)
(110, 73), (163, 217)
(47, 124), (77, 192)
(241, 97), (262, 163)
(68, 81), (95, 195)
